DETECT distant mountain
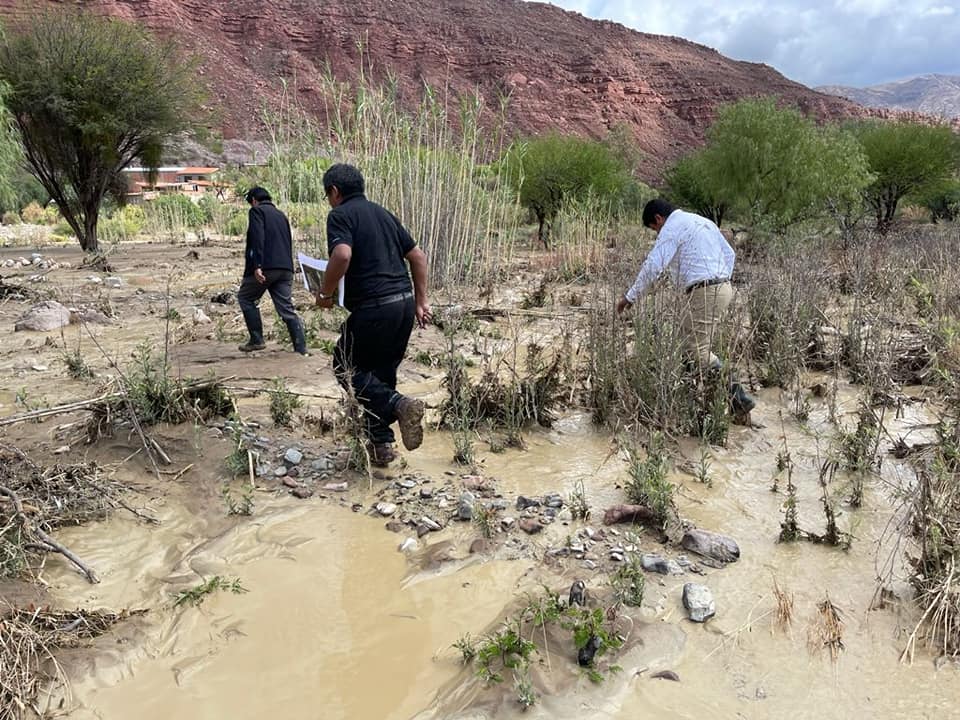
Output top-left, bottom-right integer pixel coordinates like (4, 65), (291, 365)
(817, 74), (960, 118)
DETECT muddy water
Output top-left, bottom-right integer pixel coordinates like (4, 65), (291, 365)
(42, 382), (959, 720)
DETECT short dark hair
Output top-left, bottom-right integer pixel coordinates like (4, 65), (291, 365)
(642, 198), (675, 228)
(323, 163), (365, 197)
(245, 186), (271, 204)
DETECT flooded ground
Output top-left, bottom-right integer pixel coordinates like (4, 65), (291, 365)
(2, 238), (958, 719)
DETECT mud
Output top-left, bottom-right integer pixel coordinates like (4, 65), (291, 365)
(1, 238), (959, 720)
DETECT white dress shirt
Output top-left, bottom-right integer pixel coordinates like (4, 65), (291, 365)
(624, 210), (735, 303)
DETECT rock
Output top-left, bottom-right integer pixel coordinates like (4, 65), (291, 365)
(681, 529), (740, 564)
(651, 670), (681, 682)
(282, 476), (300, 489)
(578, 635), (602, 667)
(376, 502), (398, 517)
(398, 537), (418, 553)
(397, 479), (417, 489)
(322, 481), (349, 492)
(312, 458), (335, 472)
(469, 538), (489, 554)
(417, 523), (432, 538)
(14, 301), (72, 332)
(609, 551), (624, 562)
(544, 493), (564, 508)
(30, 364), (48, 372)
(192, 307), (212, 324)
(516, 495), (540, 510)
(86, 275), (103, 285)
(490, 499), (509, 511)
(210, 291), (234, 304)
(53, 445), (70, 455)
(273, 466), (288, 478)
(500, 516), (516, 530)
(641, 553), (684, 575)
(284, 448), (304, 465)
(104, 276), (123, 288)
(385, 520), (405, 533)
(458, 491), (475, 521)
(291, 486), (313, 499)
(518, 517), (543, 534)
(420, 516), (442, 532)
(419, 487), (434, 500)
(682, 583), (716, 622)
(287, 467), (300, 478)
(462, 475), (492, 491)
(584, 527), (597, 540)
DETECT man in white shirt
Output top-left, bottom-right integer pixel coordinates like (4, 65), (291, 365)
(617, 199), (755, 414)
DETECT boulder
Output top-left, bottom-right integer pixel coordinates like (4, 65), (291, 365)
(641, 553), (684, 575)
(680, 528), (740, 564)
(682, 583), (716, 622)
(14, 301), (72, 332)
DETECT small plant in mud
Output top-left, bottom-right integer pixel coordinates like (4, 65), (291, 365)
(174, 576), (248, 608)
(267, 377), (302, 427)
(223, 423), (250, 477)
(778, 450), (801, 542)
(561, 606), (624, 681)
(623, 432), (674, 527)
(791, 383), (811, 423)
(475, 620), (537, 684)
(694, 446), (713, 486)
(221, 482), (254, 516)
(772, 578), (794, 632)
(568, 479), (591, 520)
(513, 664), (536, 710)
(14, 387), (47, 415)
(62, 347), (94, 380)
(837, 404), (882, 491)
(817, 459), (853, 549)
(809, 594), (844, 661)
(610, 554), (645, 607)
(163, 307), (180, 321)
(473, 503), (498, 539)
(453, 633), (477, 664)
(520, 276), (549, 309)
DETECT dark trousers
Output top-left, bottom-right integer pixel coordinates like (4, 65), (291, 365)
(334, 297), (415, 444)
(237, 270), (304, 351)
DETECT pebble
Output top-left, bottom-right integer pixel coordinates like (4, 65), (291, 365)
(582, 560), (598, 570)
(31, 364), (48, 372)
(311, 458), (334, 472)
(273, 466), (288, 478)
(584, 527), (597, 540)
(641, 553), (684, 575)
(385, 520), (405, 533)
(681, 528), (740, 564)
(544, 493), (564, 509)
(284, 448), (304, 465)
(500, 517), (516, 530)
(419, 487), (434, 499)
(490, 499), (509, 511)
(322, 482), (349, 492)
(397, 479), (417, 489)
(518, 517), (543, 535)
(192, 307), (212, 325)
(291, 486), (313, 499)
(287, 467), (299, 478)
(376, 502), (398, 517)
(398, 538), (418, 553)
(609, 551), (624, 562)
(104, 276), (123, 288)
(458, 491), (475, 521)
(282, 477), (300, 489)
(469, 538), (489, 554)
(53, 445), (70, 454)
(682, 583), (716, 623)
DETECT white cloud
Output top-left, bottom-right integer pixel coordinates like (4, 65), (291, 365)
(544, 0), (960, 87)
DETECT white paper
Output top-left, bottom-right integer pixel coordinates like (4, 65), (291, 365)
(297, 252), (345, 307)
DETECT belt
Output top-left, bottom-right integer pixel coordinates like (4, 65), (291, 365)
(352, 291), (414, 311)
(685, 277), (729, 294)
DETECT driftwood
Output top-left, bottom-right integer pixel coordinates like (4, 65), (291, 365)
(0, 485), (99, 583)
(603, 504), (658, 526)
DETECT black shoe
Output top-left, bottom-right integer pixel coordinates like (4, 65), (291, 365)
(238, 341), (266, 352)
(394, 395), (425, 451)
(730, 382), (756, 414)
(286, 318), (308, 355)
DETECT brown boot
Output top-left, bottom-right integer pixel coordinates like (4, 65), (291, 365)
(394, 395), (425, 451)
(370, 442), (397, 467)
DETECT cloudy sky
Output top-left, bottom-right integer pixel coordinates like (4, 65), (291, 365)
(544, 0), (960, 88)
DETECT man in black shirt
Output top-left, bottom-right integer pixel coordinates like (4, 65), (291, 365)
(314, 164), (430, 466)
(237, 187), (307, 355)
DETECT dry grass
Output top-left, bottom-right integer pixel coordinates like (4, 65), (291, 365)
(0, 606), (144, 720)
(772, 578), (794, 633)
(808, 594), (845, 661)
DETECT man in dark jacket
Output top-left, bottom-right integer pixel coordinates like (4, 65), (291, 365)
(237, 186), (307, 354)
(314, 164), (430, 467)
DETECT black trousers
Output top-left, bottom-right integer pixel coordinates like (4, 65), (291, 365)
(237, 270), (302, 348)
(334, 297), (415, 444)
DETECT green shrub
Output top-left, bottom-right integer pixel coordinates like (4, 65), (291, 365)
(224, 208), (248, 236)
(145, 193), (207, 230)
(1, 210), (20, 225)
(99, 204), (146, 241)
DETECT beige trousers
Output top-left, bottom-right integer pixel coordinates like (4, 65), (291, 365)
(681, 282), (733, 368)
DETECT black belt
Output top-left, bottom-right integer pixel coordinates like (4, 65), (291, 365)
(685, 277), (729, 294)
(352, 291), (413, 311)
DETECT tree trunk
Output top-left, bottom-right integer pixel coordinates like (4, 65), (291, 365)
(80, 202), (100, 253)
(536, 210), (549, 249)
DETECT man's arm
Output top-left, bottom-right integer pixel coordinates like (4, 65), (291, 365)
(316, 244), (351, 307)
(247, 207), (266, 283)
(618, 230), (680, 313)
(406, 247), (431, 328)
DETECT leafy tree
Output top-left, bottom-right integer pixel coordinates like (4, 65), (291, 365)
(0, 10), (202, 251)
(502, 133), (631, 246)
(701, 97), (873, 231)
(665, 148), (728, 226)
(0, 83), (23, 211)
(852, 121), (960, 232)
(912, 176), (960, 223)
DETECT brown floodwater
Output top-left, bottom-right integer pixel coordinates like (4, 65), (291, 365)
(36, 380), (958, 720)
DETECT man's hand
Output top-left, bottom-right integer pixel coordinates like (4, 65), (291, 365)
(415, 301), (433, 328)
(254, 268), (266, 284)
(315, 291), (334, 309)
(616, 296), (633, 315)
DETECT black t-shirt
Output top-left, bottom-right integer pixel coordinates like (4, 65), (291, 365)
(326, 193), (415, 310)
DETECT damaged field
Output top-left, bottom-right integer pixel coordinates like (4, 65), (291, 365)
(0, 221), (958, 719)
